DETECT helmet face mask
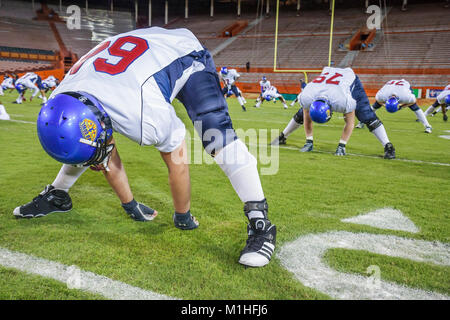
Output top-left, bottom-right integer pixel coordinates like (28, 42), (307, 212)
(309, 99), (332, 123)
(37, 92), (114, 168)
(385, 95), (399, 113)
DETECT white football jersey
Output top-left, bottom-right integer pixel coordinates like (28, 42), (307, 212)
(260, 80), (271, 92)
(437, 84), (450, 104)
(299, 67), (357, 114)
(375, 79), (416, 105)
(51, 27), (206, 152)
(221, 69), (239, 86)
(262, 85), (282, 99)
(42, 76), (58, 88)
(1, 77), (15, 89)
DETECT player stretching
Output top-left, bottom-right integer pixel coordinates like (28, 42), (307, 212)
(14, 72), (47, 104)
(255, 84), (289, 109)
(13, 27), (276, 268)
(423, 84), (449, 122)
(271, 67), (396, 159)
(355, 79), (432, 133)
(253, 76), (271, 107)
(220, 67), (246, 111)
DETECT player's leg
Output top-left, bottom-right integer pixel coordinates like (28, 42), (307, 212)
(254, 94), (265, 108)
(352, 76), (395, 159)
(290, 95), (298, 107)
(424, 100), (440, 117)
(0, 102), (10, 120)
(408, 104), (432, 133)
(271, 107), (303, 145)
(278, 94), (288, 109)
(176, 61), (276, 267)
(356, 101), (380, 129)
(231, 85), (246, 111)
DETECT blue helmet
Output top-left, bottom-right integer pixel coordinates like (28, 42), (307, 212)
(385, 96), (399, 113)
(15, 83), (25, 93)
(262, 76), (267, 82)
(37, 92), (113, 166)
(309, 99), (332, 123)
(220, 67), (228, 75)
(265, 95), (272, 101)
(445, 94), (450, 106)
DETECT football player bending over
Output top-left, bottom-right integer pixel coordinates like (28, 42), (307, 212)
(254, 84), (289, 109)
(355, 79), (432, 133)
(220, 67), (247, 111)
(423, 84), (449, 122)
(254, 76), (271, 107)
(13, 27), (276, 268)
(14, 72), (47, 104)
(271, 67), (396, 159)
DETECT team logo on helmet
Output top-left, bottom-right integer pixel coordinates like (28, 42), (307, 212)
(79, 119), (98, 142)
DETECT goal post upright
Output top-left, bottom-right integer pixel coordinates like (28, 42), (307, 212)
(273, 0), (335, 82)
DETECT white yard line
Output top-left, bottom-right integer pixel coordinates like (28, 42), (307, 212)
(0, 247), (177, 300)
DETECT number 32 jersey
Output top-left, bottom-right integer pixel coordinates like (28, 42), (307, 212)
(51, 27), (205, 152)
(375, 79), (416, 105)
(299, 67), (357, 114)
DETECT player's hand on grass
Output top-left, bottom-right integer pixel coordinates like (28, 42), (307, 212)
(121, 199), (158, 222)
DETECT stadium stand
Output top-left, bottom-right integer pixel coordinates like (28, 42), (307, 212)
(0, 0), (448, 95)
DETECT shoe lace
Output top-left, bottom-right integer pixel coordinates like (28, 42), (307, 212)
(245, 231), (267, 252)
(32, 186), (52, 207)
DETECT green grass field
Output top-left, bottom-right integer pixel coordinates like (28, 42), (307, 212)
(0, 90), (449, 300)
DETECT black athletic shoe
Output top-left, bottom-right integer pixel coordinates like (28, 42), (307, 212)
(384, 142), (396, 159)
(13, 185), (72, 218)
(239, 218), (276, 267)
(270, 133), (286, 145)
(241, 105), (247, 112)
(444, 114), (448, 122)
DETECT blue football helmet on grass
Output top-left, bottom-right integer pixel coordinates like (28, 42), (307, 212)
(310, 99), (332, 123)
(385, 96), (399, 113)
(265, 95), (272, 101)
(220, 67), (228, 75)
(37, 92), (114, 168)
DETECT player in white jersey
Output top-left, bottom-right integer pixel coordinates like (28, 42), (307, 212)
(271, 67), (396, 159)
(14, 72), (47, 104)
(253, 76), (271, 108)
(423, 84), (449, 121)
(255, 84), (289, 109)
(1, 75), (15, 96)
(220, 67), (246, 111)
(355, 79), (432, 133)
(13, 27), (276, 268)
(38, 75), (60, 100)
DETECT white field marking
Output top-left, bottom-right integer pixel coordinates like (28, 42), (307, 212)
(278, 231), (450, 300)
(439, 135), (450, 140)
(7, 119), (35, 124)
(341, 208), (420, 233)
(0, 247), (178, 300)
(277, 145), (450, 167)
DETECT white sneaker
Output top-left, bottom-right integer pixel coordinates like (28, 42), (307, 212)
(425, 126), (432, 134)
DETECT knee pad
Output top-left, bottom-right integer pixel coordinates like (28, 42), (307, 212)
(293, 108), (304, 124)
(366, 119), (383, 132)
(177, 70), (237, 155)
(408, 103), (420, 111)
